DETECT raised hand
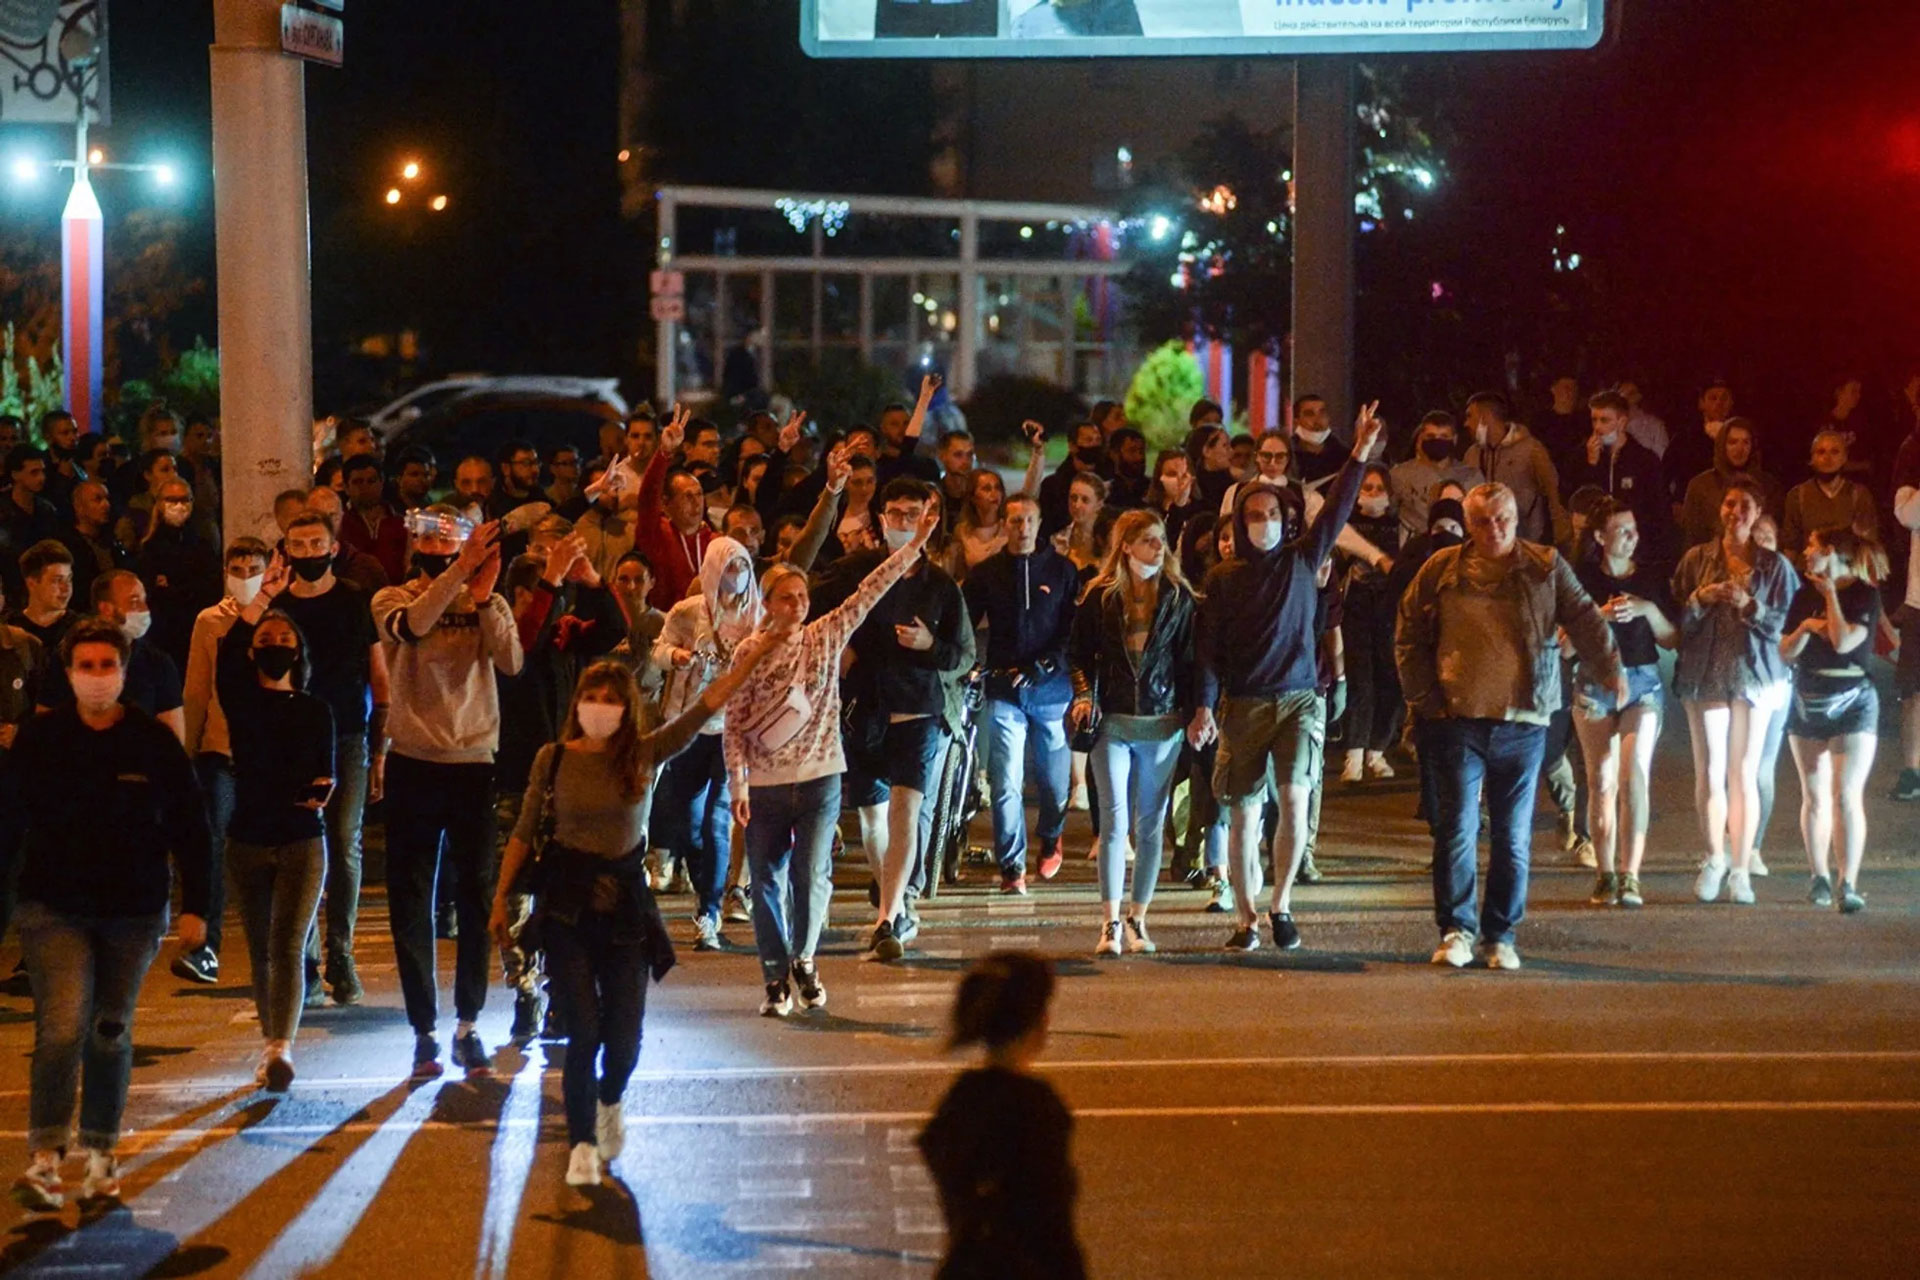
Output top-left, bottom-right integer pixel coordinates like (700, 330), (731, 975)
(543, 532), (584, 586)
(918, 373), (942, 403)
(779, 411), (807, 454)
(910, 501), (941, 549)
(259, 551), (292, 602)
(456, 520), (502, 576)
(1351, 400), (1384, 459)
(1021, 420), (1047, 448)
(661, 404), (692, 454)
(826, 443), (853, 494)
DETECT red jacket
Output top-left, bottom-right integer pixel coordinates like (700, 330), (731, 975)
(633, 447), (712, 610)
(340, 503), (410, 586)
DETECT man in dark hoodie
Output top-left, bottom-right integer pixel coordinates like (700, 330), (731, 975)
(1678, 417), (1784, 550)
(1560, 390), (1674, 571)
(1194, 403), (1383, 954)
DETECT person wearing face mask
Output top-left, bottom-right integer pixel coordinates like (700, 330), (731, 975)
(1396, 484), (1624, 971)
(963, 494), (1083, 892)
(1038, 421), (1111, 540)
(723, 503), (940, 1017)
(374, 510), (522, 1080)
(1782, 430), (1880, 572)
(651, 537), (762, 950)
(113, 449), (181, 550)
(1679, 417), (1784, 551)
(176, 538), (276, 986)
(7, 619), (211, 1213)
(1104, 428), (1152, 511)
(1289, 395), (1353, 487)
(1462, 391), (1571, 550)
(1559, 391), (1674, 573)
(133, 479), (223, 674)
(490, 652), (773, 1189)
(216, 574), (336, 1092)
(1194, 405), (1383, 954)
(1335, 465), (1405, 784)
(1068, 512), (1196, 957)
(270, 513), (390, 1008)
(38, 570), (185, 744)
(1389, 412), (1482, 543)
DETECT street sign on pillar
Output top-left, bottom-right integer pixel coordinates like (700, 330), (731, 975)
(60, 175), (103, 432)
(279, 1), (343, 67)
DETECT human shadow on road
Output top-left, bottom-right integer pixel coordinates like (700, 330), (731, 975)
(531, 1174), (646, 1246)
(131, 1041), (197, 1069)
(0, 1206), (231, 1278)
(167, 984), (253, 1000)
(1149, 951), (1370, 974)
(895, 955), (1100, 978)
(637, 1197), (938, 1269)
(298, 1002), (411, 1035)
(775, 1010), (936, 1039)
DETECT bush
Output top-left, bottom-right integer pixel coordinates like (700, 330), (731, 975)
(0, 324), (65, 430)
(958, 374), (1087, 448)
(115, 337), (220, 435)
(773, 349), (911, 436)
(1124, 341), (1205, 455)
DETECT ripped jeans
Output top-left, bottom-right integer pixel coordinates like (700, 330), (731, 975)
(16, 901), (165, 1152)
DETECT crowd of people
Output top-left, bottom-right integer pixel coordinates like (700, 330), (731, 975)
(0, 368), (1914, 1204)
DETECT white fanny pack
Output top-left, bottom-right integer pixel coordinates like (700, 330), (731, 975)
(741, 683), (813, 753)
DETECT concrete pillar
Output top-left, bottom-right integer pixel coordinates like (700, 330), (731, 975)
(654, 190), (677, 406)
(955, 209), (980, 399)
(210, 0), (315, 548)
(1291, 58), (1355, 434)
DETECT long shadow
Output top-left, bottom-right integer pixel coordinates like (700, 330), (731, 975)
(776, 1010), (936, 1039)
(639, 1197), (938, 1268)
(287, 1003), (410, 1036)
(130, 1043), (197, 1070)
(1150, 951), (1371, 974)
(530, 1175), (645, 1247)
(167, 985), (254, 1000)
(895, 955), (1100, 978)
(0, 1206), (231, 1278)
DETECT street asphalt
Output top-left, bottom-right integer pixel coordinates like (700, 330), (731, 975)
(0, 723), (1915, 1278)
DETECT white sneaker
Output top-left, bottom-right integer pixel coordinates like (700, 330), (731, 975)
(1431, 930), (1475, 968)
(80, 1149), (121, 1202)
(1749, 851), (1770, 877)
(1364, 751), (1395, 780)
(565, 1141), (601, 1187)
(1340, 751), (1364, 784)
(1483, 940), (1522, 971)
(1727, 869), (1756, 905)
(1094, 921), (1123, 957)
(1206, 880), (1234, 914)
(595, 1101), (625, 1162)
(1694, 855), (1729, 902)
(693, 914), (722, 952)
(1574, 838), (1598, 870)
(1124, 916), (1156, 955)
(1068, 782), (1090, 811)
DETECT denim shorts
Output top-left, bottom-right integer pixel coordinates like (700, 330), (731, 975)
(1574, 663), (1665, 720)
(844, 716), (950, 807)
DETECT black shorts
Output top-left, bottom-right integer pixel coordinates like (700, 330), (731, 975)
(1896, 605), (1920, 700)
(844, 716), (951, 807)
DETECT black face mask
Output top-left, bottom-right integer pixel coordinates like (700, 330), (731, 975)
(1076, 446), (1106, 468)
(1419, 438), (1453, 462)
(289, 555), (331, 583)
(48, 443), (75, 462)
(413, 552), (455, 579)
(254, 646), (299, 680)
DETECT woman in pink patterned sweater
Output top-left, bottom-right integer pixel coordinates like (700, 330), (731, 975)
(724, 501), (940, 1017)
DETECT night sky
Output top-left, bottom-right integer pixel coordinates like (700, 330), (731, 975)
(42, 0), (1920, 433)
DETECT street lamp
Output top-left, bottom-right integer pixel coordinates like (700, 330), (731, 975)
(401, 160), (420, 181)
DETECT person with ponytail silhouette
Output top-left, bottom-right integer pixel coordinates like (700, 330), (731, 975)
(918, 952), (1085, 1280)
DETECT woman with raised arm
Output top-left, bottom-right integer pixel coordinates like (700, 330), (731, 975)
(723, 498), (941, 1018)
(489, 643), (773, 1190)
(1780, 526), (1888, 913)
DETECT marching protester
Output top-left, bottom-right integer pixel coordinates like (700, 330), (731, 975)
(1781, 527), (1887, 912)
(8, 618), (211, 1210)
(489, 644), (771, 1189)
(1195, 403), (1381, 953)
(1571, 498), (1678, 907)
(1397, 482), (1623, 969)
(1671, 482), (1796, 905)
(1069, 510), (1197, 956)
(374, 510), (523, 1079)
(1336, 463), (1404, 783)
(963, 492), (1081, 893)
(724, 494), (940, 1015)
(216, 557), (336, 1090)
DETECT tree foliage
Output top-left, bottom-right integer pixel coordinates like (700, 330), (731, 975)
(1124, 341), (1205, 454)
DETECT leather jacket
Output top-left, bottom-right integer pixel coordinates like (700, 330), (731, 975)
(1068, 577), (1196, 719)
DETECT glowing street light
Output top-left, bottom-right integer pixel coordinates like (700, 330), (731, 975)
(153, 163), (176, 188)
(87, 147), (104, 166)
(401, 160), (421, 181)
(429, 194), (448, 212)
(8, 154), (39, 184)
(385, 187), (402, 205)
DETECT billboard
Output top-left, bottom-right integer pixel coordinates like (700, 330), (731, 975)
(805, 1), (1606, 58)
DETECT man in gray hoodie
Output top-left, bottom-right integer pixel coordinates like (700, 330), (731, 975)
(373, 508), (523, 1080)
(1463, 392), (1570, 550)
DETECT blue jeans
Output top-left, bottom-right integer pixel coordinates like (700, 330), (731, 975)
(984, 686), (1071, 875)
(16, 901), (165, 1152)
(745, 775), (841, 984)
(1428, 718), (1547, 944)
(650, 733), (731, 924)
(193, 753), (234, 953)
(543, 909), (649, 1147)
(1090, 731), (1182, 906)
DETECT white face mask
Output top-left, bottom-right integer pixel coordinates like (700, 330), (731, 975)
(1245, 519), (1284, 552)
(121, 610), (152, 642)
(71, 671), (125, 713)
(160, 502), (191, 528)
(1294, 426), (1330, 447)
(227, 574), (263, 607)
(1128, 553), (1161, 580)
(576, 702), (625, 741)
(721, 566), (751, 596)
(883, 526), (915, 552)
(1357, 495), (1389, 518)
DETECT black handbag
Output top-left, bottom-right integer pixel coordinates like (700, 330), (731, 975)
(509, 745), (565, 899)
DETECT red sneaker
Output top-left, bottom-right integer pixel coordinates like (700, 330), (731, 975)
(1036, 837), (1065, 881)
(999, 872), (1028, 896)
